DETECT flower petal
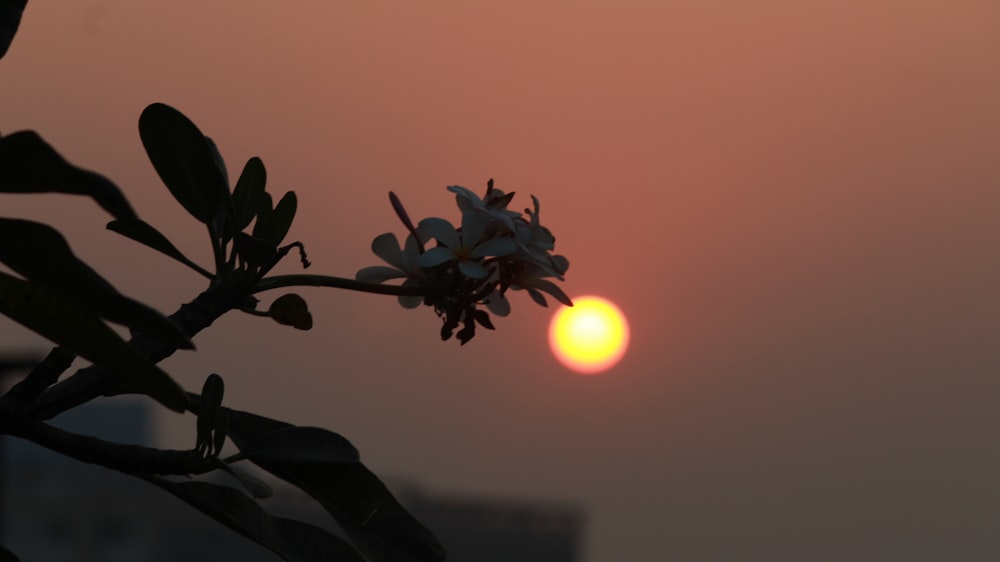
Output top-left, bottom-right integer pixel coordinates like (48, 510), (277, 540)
(355, 266), (406, 283)
(371, 233), (406, 270)
(417, 246), (456, 268)
(458, 260), (489, 279)
(530, 278), (573, 306)
(484, 293), (511, 317)
(400, 232), (423, 272)
(418, 217), (460, 249)
(397, 295), (423, 308)
(460, 208), (490, 248)
(470, 237), (518, 258)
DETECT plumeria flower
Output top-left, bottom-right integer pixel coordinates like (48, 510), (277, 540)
(355, 231), (424, 308)
(357, 179), (570, 344)
(417, 213), (518, 279)
(512, 195), (568, 279)
(447, 184), (521, 233)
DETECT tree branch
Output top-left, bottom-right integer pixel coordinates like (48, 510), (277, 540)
(5, 414), (213, 476)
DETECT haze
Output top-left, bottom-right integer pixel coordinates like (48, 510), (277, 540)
(1, 2), (998, 560)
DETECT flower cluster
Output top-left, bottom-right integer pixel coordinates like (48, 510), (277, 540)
(357, 179), (571, 344)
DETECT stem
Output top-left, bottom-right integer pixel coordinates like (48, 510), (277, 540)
(29, 274), (257, 420)
(5, 415), (214, 476)
(252, 274), (428, 296)
(2, 347), (75, 407)
(209, 224), (225, 274)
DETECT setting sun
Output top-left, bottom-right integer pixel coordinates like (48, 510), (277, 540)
(549, 295), (630, 375)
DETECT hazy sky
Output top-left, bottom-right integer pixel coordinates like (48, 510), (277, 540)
(2, 2), (999, 560)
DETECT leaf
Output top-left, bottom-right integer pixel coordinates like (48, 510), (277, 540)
(270, 462), (445, 562)
(235, 232), (277, 270)
(0, 131), (137, 220)
(224, 412), (445, 562)
(251, 191), (274, 238)
(138, 103), (228, 225)
(197, 374), (225, 456)
(254, 191), (297, 247)
(267, 293), (312, 330)
(0, 0), (27, 59)
(0, 218), (194, 350)
(141, 478), (364, 562)
(232, 157), (267, 231)
(0, 271), (186, 412)
(107, 218), (211, 278)
(229, 426), (359, 465)
(214, 460), (273, 499)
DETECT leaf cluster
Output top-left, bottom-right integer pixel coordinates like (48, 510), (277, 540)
(0, 96), (443, 560)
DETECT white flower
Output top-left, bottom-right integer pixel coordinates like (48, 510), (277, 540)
(355, 231), (424, 308)
(416, 214), (518, 279)
(447, 184), (520, 233)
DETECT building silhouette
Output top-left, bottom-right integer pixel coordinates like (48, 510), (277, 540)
(1, 400), (584, 561)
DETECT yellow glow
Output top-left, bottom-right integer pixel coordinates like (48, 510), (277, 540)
(549, 295), (629, 375)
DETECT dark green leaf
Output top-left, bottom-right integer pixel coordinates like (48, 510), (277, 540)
(141, 478), (364, 562)
(267, 293), (312, 330)
(255, 191), (297, 247)
(0, 0), (27, 59)
(0, 271), (186, 412)
(107, 218), (211, 278)
(225, 412), (444, 562)
(229, 426), (359, 465)
(138, 103), (228, 225)
(232, 157), (267, 231)
(0, 218), (194, 350)
(0, 131), (137, 220)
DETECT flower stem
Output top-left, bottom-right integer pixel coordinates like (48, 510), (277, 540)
(252, 274), (428, 296)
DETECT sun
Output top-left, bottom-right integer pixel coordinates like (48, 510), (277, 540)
(548, 295), (629, 375)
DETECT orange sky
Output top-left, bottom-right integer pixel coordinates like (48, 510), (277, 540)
(2, 2), (999, 560)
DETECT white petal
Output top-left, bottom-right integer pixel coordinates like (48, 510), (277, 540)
(471, 237), (518, 258)
(484, 294), (511, 317)
(371, 233), (406, 270)
(461, 209), (490, 247)
(397, 295), (423, 309)
(417, 246), (457, 267)
(401, 232), (422, 272)
(418, 217), (460, 249)
(458, 260), (489, 279)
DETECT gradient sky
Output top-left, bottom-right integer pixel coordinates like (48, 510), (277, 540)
(2, 2), (999, 560)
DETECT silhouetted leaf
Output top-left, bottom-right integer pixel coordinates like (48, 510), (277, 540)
(225, 407), (295, 439)
(221, 408), (445, 561)
(214, 460), (272, 499)
(197, 374), (225, 456)
(0, 218), (193, 350)
(234, 232), (277, 270)
(267, 293), (312, 330)
(107, 218), (210, 278)
(232, 157), (267, 231)
(251, 191), (274, 239)
(229, 426), (359, 465)
(274, 463), (444, 562)
(204, 136), (240, 243)
(138, 103), (228, 225)
(141, 478), (364, 562)
(0, 131), (137, 220)
(255, 191), (297, 246)
(0, 0), (27, 59)
(0, 271), (186, 412)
